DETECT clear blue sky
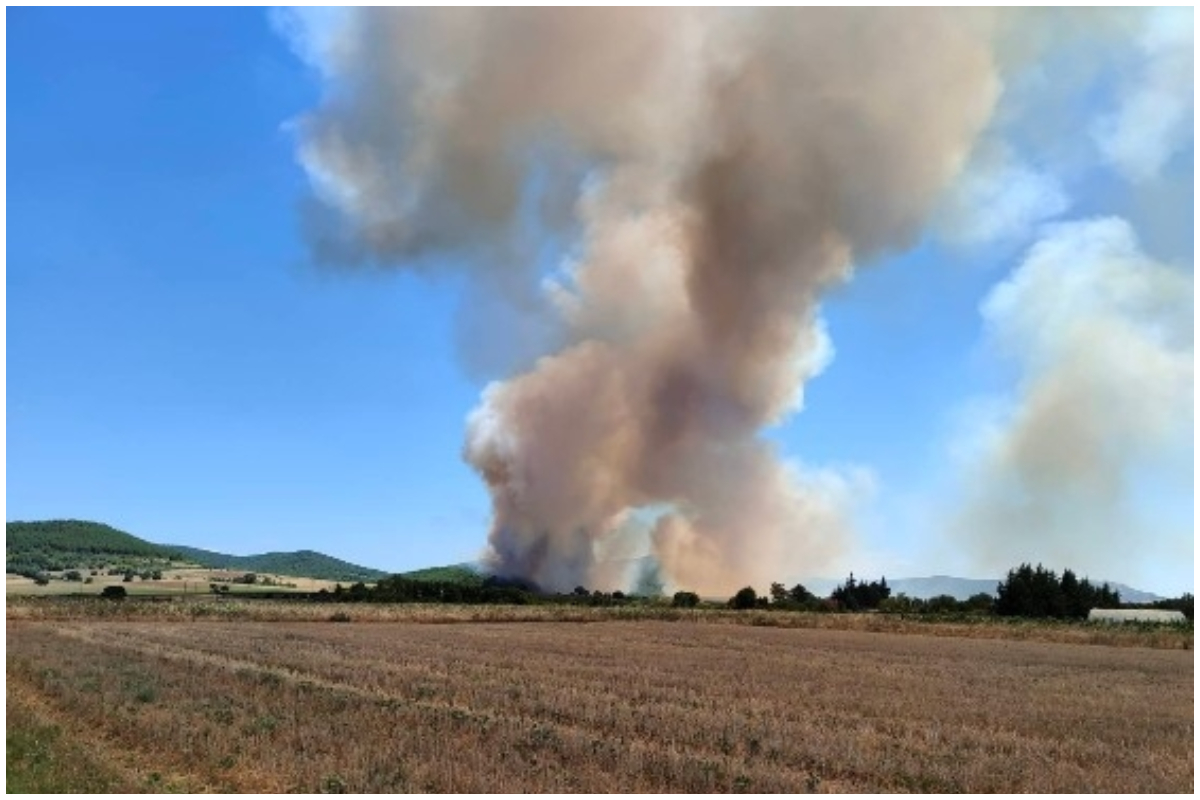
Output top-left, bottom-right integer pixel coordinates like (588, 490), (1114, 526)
(7, 8), (1193, 594)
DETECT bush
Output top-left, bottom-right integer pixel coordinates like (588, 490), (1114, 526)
(101, 585), (127, 600)
(964, 593), (995, 614)
(925, 594), (961, 614)
(672, 591), (700, 608)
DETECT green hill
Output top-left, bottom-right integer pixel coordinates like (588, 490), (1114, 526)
(397, 563), (484, 585)
(166, 545), (387, 583)
(6, 519), (388, 583)
(6, 520), (180, 574)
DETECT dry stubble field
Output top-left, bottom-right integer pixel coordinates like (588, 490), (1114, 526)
(6, 614), (1193, 793)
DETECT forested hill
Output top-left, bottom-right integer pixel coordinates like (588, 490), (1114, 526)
(164, 545), (387, 583)
(6, 519), (178, 573)
(6, 519), (387, 582)
(397, 563), (483, 585)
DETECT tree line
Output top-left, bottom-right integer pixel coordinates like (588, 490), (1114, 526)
(89, 558), (1190, 623)
(709, 563), (1190, 621)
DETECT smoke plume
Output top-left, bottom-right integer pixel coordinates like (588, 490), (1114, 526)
(285, 9), (1018, 593)
(951, 218), (1193, 580)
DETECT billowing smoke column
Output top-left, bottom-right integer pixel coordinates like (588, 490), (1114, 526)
(288, 9), (1007, 593)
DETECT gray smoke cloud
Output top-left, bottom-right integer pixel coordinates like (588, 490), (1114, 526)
(281, 8), (1145, 594)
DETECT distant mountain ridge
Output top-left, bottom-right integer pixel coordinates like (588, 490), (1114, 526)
(6, 519), (387, 583)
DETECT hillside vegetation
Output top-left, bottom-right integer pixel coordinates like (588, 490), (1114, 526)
(6, 520), (180, 575)
(167, 545), (386, 583)
(6, 519), (386, 584)
(396, 564), (483, 585)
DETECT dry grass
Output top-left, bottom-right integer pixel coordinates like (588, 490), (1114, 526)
(7, 618), (1192, 792)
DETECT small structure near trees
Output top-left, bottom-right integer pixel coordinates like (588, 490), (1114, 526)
(1087, 608), (1186, 624)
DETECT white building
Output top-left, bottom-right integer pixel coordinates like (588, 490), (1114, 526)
(1087, 608), (1187, 624)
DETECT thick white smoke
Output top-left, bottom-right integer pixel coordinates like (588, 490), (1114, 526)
(279, 8), (1190, 594)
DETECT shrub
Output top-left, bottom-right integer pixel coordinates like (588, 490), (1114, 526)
(101, 585), (127, 600)
(672, 591), (700, 608)
(964, 593), (994, 614)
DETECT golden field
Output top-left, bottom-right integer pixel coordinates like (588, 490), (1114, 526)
(6, 569), (342, 597)
(6, 609), (1193, 792)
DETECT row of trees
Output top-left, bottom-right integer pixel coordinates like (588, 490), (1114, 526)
(719, 574), (891, 612)
(117, 559), (1182, 624)
(320, 575), (540, 606)
(711, 564), (1137, 620)
(994, 564), (1120, 618)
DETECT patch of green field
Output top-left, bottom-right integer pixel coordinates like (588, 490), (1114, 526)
(6, 712), (123, 792)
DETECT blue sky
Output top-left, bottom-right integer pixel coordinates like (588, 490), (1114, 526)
(7, 9), (1193, 594)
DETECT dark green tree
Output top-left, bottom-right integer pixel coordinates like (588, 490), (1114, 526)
(831, 574), (891, 611)
(995, 563), (1115, 618)
(769, 582), (789, 605)
(729, 586), (758, 610)
(788, 583), (815, 605)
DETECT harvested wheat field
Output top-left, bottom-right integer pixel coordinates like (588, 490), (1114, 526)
(6, 619), (1193, 793)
